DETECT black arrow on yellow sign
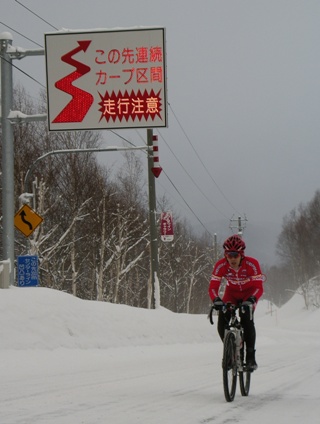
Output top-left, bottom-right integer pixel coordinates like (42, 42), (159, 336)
(19, 210), (33, 231)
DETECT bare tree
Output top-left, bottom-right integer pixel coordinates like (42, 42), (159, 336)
(276, 191), (320, 308)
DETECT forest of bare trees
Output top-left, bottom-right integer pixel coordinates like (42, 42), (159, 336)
(1, 86), (319, 312)
(264, 190), (320, 309)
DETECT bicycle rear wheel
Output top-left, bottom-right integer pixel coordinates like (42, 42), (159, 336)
(222, 332), (237, 402)
(239, 369), (251, 396)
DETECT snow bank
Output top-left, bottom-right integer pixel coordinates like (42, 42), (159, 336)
(0, 287), (213, 350)
(1, 287), (318, 351)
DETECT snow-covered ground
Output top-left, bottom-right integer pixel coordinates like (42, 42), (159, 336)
(1, 287), (319, 424)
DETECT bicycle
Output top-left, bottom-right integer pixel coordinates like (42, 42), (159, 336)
(209, 302), (252, 402)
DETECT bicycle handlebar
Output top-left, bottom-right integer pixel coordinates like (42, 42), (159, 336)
(208, 302), (254, 325)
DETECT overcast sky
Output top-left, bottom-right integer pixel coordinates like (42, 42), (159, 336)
(1, 0), (320, 265)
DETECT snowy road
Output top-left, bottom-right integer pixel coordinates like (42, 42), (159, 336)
(1, 288), (319, 423)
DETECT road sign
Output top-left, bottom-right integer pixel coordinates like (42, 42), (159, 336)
(160, 211), (174, 242)
(17, 255), (39, 287)
(14, 204), (43, 238)
(45, 27), (167, 131)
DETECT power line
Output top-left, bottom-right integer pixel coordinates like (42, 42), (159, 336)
(161, 169), (214, 236)
(14, 0), (58, 30)
(113, 122), (232, 224)
(105, 131), (213, 235)
(110, 130), (138, 148)
(168, 103), (241, 215)
(0, 54), (45, 88)
(158, 129), (229, 219)
(0, 21), (43, 48)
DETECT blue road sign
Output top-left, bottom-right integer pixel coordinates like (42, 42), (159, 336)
(17, 255), (39, 287)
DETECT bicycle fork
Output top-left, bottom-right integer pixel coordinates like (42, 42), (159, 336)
(235, 328), (244, 372)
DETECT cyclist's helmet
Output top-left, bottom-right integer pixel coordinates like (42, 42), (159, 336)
(223, 235), (246, 253)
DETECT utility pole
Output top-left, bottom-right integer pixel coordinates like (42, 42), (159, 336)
(213, 233), (218, 262)
(229, 215), (248, 236)
(147, 129), (160, 309)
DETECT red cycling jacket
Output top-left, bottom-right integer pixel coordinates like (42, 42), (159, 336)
(208, 256), (264, 303)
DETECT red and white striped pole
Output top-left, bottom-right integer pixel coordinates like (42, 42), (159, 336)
(151, 135), (162, 178)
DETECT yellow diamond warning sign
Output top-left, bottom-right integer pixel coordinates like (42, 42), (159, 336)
(14, 204), (44, 238)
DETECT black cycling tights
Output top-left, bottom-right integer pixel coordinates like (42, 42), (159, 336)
(217, 308), (256, 350)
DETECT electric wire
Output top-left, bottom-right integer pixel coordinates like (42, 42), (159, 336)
(110, 130), (137, 148)
(158, 128), (229, 219)
(0, 21), (43, 48)
(14, 0), (58, 31)
(131, 127), (232, 223)
(168, 102), (241, 216)
(0, 53), (45, 88)
(133, 127), (204, 223)
(110, 130), (214, 235)
(161, 169), (213, 235)
(133, 127), (230, 223)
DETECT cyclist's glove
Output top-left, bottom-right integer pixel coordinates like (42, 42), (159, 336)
(242, 296), (257, 309)
(213, 296), (224, 310)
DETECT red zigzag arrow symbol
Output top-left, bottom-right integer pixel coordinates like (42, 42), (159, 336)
(53, 40), (94, 123)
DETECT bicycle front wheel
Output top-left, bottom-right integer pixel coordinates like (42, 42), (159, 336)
(222, 332), (237, 402)
(239, 369), (251, 396)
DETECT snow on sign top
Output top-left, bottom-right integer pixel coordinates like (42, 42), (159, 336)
(44, 27), (167, 131)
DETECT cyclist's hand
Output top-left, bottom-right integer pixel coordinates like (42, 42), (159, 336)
(213, 296), (224, 310)
(242, 296), (256, 308)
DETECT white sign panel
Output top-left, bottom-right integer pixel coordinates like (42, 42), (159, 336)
(45, 27), (167, 131)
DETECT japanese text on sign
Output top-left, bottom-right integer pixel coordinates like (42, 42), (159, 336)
(160, 211), (174, 242)
(95, 46), (163, 85)
(17, 256), (39, 287)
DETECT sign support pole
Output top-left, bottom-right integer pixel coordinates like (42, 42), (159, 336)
(0, 32), (44, 286)
(1, 33), (14, 286)
(147, 129), (160, 309)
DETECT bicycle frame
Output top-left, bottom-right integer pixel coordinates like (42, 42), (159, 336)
(223, 304), (245, 372)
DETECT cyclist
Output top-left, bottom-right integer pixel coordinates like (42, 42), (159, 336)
(208, 234), (264, 370)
